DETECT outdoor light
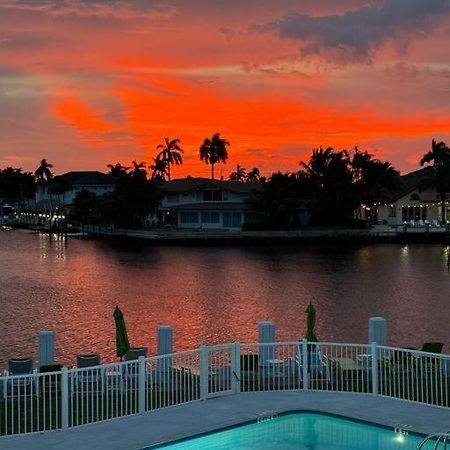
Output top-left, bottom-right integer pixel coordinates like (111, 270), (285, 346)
(393, 433), (406, 443)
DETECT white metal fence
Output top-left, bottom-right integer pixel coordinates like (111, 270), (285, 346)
(1, 341), (449, 437)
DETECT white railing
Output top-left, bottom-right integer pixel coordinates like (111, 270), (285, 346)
(0, 341), (449, 437)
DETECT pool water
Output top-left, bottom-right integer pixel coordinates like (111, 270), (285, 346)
(150, 413), (431, 449)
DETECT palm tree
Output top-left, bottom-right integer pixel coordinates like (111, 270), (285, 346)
(34, 159), (53, 184)
(420, 139), (450, 223)
(130, 161), (147, 179)
(246, 167), (261, 183)
(156, 137), (184, 181)
(199, 133), (229, 180)
(150, 158), (169, 182)
(229, 164), (246, 182)
(299, 147), (354, 224)
(350, 148), (400, 222)
(107, 163), (130, 178)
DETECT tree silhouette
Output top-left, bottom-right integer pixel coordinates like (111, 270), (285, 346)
(130, 161), (147, 179)
(229, 164), (246, 182)
(420, 139), (450, 223)
(156, 137), (183, 181)
(351, 148), (400, 221)
(199, 133), (229, 180)
(150, 158), (169, 182)
(246, 167), (261, 183)
(107, 163), (130, 178)
(299, 147), (354, 225)
(34, 159), (53, 184)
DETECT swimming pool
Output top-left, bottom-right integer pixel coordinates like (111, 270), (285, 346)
(148, 412), (431, 449)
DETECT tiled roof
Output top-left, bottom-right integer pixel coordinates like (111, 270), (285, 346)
(382, 166), (433, 202)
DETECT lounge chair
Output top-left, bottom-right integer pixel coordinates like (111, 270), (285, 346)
(421, 342), (443, 354)
(290, 343), (329, 385)
(123, 347), (148, 388)
(3, 357), (37, 398)
(73, 354), (104, 393)
(124, 347), (147, 361)
(417, 220), (425, 227)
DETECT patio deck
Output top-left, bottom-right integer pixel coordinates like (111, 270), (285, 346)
(3, 391), (450, 450)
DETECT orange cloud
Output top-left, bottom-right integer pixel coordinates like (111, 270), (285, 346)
(52, 96), (119, 136)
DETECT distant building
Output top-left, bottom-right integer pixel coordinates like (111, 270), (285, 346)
(360, 167), (444, 226)
(158, 177), (263, 230)
(35, 171), (115, 209)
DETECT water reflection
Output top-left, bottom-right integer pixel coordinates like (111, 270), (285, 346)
(38, 233), (66, 261)
(0, 230), (449, 365)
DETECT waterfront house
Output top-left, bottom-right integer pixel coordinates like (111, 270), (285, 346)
(35, 171), (116, 209)
(157, 177), (263, 230)
(360, 167), (444, 226)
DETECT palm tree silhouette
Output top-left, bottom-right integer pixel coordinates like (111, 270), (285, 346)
(351, 148), (400, 221)
(107, 163), (130, 178)
(150, 158), (169, 182)
(229, 164), (246, 182)
(130, 161), (147, 179)
(199, 133), (229, 180)
(420, 139), (450, 223)
(156, 138), (183, 181)
(246, 167), (261, 183)
(34, 159), (53, 184)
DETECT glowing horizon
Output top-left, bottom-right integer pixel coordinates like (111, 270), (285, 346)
(1, 0), (450, 178)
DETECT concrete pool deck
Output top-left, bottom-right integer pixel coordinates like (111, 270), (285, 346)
(3, 392), (450, 450)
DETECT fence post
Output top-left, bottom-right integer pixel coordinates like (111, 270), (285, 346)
(61, 367), (69, 430)
(200, 345), (208, 400)
(371, 341), (378, 395)
(302, 338), (309, 391)
(231, 342), (241, 394)
(138, 356), (146, 414)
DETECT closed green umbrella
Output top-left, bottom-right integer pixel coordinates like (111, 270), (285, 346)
(305, 302), (318, 342)
(113, 306), (130, 359)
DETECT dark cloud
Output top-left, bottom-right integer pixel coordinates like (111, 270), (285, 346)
(259, 0), (450, 63)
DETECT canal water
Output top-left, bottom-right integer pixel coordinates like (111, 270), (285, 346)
(0, 230), (449, 365)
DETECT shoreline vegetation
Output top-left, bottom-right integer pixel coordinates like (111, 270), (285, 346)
(2, 138), (450, 234)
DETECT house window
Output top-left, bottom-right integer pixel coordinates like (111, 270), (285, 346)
(388, 206), (396, 217)
(202, 190), (222, 201)
(180, 212), (198, 223)
(201, 212), (220, 224)
(223, 212), (242, 228)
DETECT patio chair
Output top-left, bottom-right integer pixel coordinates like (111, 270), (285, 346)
(421, 343), (443, 354)
(123, 347), (148, 388)
(73, 354), (104, 393)
(290, 343), (329, 384)
(3, 357), (37, 398)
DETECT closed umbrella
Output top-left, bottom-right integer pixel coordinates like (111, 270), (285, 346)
(113, 306), (130, 359)
(305, 302), (318, 342)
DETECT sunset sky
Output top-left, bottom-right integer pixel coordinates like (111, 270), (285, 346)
(1, 0), (450, 178)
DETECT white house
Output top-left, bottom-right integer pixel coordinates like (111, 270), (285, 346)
(158, 178), (263, 230)
(361, 167), (444, 226)
(35, 171), (116, 208)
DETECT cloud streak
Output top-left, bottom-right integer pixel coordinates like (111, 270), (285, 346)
(261, 0), (450, 63)
(0, 0), (175, 19)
